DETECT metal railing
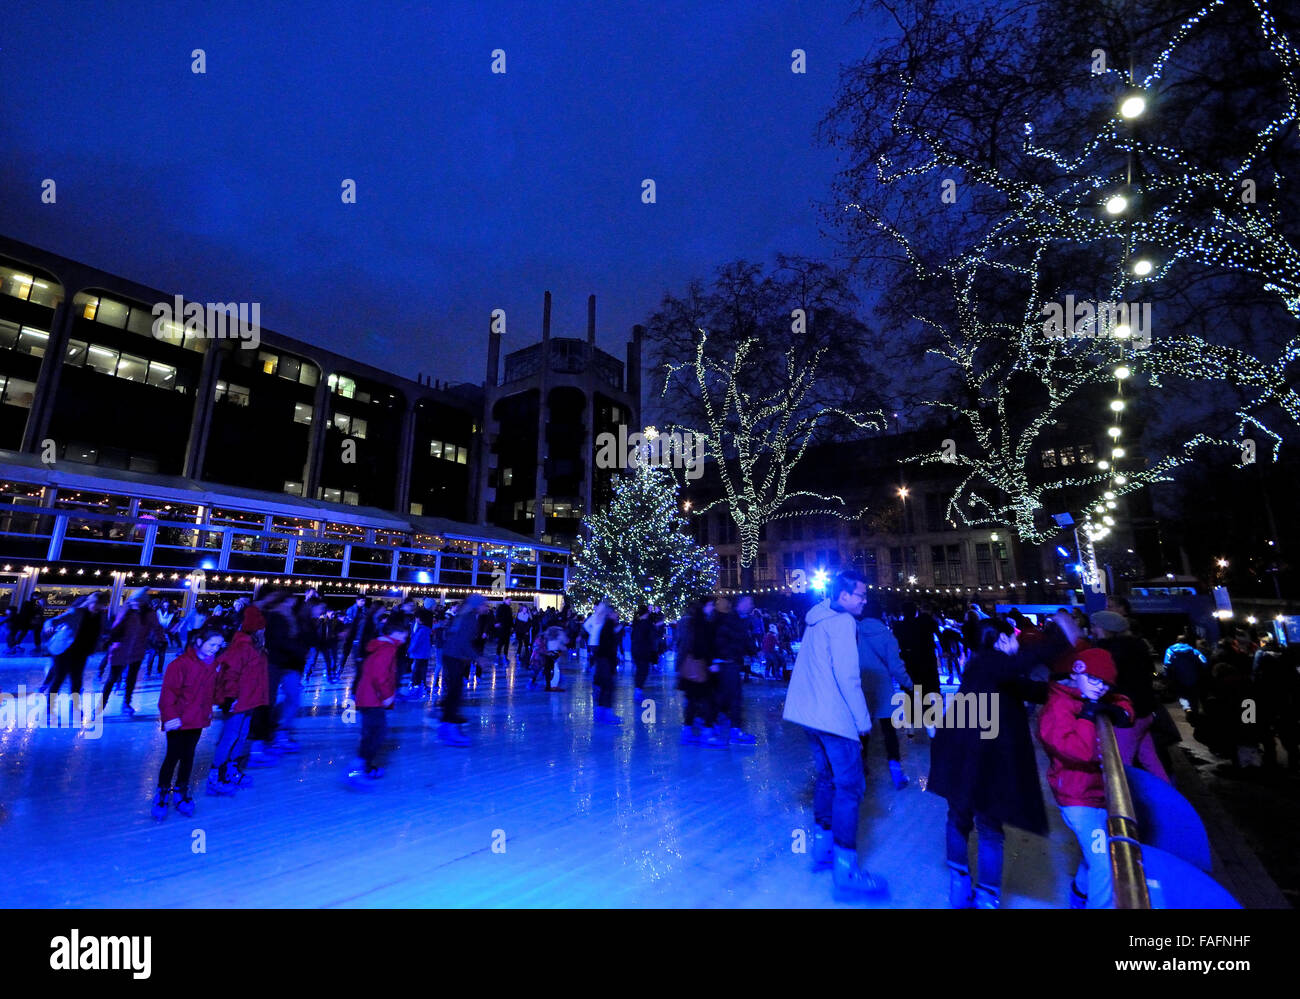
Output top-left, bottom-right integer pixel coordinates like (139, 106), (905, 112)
(1098, 716), (1151, 909)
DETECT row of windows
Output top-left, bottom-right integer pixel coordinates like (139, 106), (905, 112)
(75, 293), (208, 353)
(0, 265), (62, 308)
(429, 439), (468, 464)
(1042, 444), (1097, 468)
(332, 412), (368, 438)
(318, 485), (361, 506)
(65, 339), (191, 393)
(225, 347), (320, 387)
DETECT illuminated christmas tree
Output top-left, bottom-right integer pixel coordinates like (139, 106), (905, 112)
(568, 461), (719, 620)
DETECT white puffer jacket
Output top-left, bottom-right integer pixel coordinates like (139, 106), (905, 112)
(782, 599), (871, 741)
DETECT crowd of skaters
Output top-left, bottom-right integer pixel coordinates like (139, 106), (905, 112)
(7, 574), (1296, 905)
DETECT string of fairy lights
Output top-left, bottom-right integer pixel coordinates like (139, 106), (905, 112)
(845, 0), (1298, 555)
(1, 565), (565, 601)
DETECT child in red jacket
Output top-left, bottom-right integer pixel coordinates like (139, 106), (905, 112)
(349, 614), (409, 785)
(1038, 647), (1135, 909)
(208, 605), (269, 795)
(152, 626), (226, 820)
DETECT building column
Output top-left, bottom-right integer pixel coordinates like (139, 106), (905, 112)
(304, 372), (332, 499)
(394, 401), (416, 514)
(183, 343), (223, 480)
(23, 280), (85, 454)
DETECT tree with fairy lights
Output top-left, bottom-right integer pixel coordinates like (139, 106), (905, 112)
(644, 257), (890, 589)
(825, 0), (1300, 547)
(567, 461), (718, 620)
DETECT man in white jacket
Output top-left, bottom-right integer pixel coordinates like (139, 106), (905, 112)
(783, 570), (888, 898)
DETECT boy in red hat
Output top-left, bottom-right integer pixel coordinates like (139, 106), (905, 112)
(1038, 647), (1135, 909)
(208, 604), (269, 794)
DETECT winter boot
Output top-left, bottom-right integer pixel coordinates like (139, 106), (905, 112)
(948, 863), (973, 909)
(227, 764), (254, 789)
(438, 722), (471, 747)
(205, 767), (237, 796)
(889, 760), (909, 790)
(150, 787), (170, 821)
(832, 845), (889, 900)
(680, 723), (700, 745)
(173, 787), (195, 817)
(811, 827), (833, 871)
(346, 757), (373, 788)
(703, 724), (729, 748)
(974, 883), (1000, 909)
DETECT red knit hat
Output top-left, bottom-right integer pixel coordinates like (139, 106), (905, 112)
(1072, 648), (1117, 685)
(240, 604), (266, 633)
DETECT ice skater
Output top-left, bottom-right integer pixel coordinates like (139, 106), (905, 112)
(151, 626), (225, 820)
(1038, 647), (1134, 908)
(527, 625), (568, 691)
(208, 605), (268, 795)
(349, 613), (409, 784)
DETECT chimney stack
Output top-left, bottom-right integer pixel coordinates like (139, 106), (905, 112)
(486, 312), (501, 387)
(587, 294), (596, 345)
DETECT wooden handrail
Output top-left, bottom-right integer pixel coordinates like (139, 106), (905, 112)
(1098, 715), (1150, 909)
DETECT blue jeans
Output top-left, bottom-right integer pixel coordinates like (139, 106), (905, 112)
(806, 728), (866, 850)
(1060, 805), (1114, 909)
(945, 807), (1005, 891)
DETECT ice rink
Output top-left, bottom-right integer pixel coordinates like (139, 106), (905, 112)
(0, 649), (1084, 908)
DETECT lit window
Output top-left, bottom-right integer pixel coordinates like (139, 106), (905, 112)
(322, 487), (342, 503)
(1, 377), (35, 408)
(18, 327), (49, 358)
(293, 402), (313, 425)
(299, 363), (319, 387)
(410, 502), (424, 516)
(117, 354), (149, 383)
(343, 491), (360, 506)
(0, 320), (18, 349)
(146, 361), (177, 390)
(86, 344), (120, 376)
(95, 298), (129, 328)
(1076, 444), (1095, 463)
(333, 412), (351, 434)
(65, 339), (88, 366)
(284, 481), (304, 497)
(0, 266), (34, 301)
(502, 468), (513, 486)
(456, 446), (467, 465)
(429, 439), (443, 458)
(78, 294), (99, 320)
(126, 307), (154, 337)
(1059, 448), (1075, 466)
(258, 351), (279, 376)
(328, 374), (356, 399)
(278, 356), (301, 382)
(351, 417), (367, 439)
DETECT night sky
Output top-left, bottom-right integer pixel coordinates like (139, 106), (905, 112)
(0, 0), (884, 385)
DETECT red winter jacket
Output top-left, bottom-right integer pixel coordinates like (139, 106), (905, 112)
(159, 647), (219, 731)
(355, 636), (401, 709)
(1038, 680), (1135, 807)
(215, 631), (270, 713)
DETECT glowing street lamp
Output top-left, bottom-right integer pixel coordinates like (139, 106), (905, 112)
(1119, 94), (1147, 119)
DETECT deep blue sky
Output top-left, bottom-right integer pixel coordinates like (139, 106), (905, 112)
(0, 0), (884, 385)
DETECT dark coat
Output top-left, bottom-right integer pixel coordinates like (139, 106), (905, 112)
(927, 648), (1050, 836)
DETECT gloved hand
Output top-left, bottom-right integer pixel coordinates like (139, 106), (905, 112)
(163, 717), (182, 732)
